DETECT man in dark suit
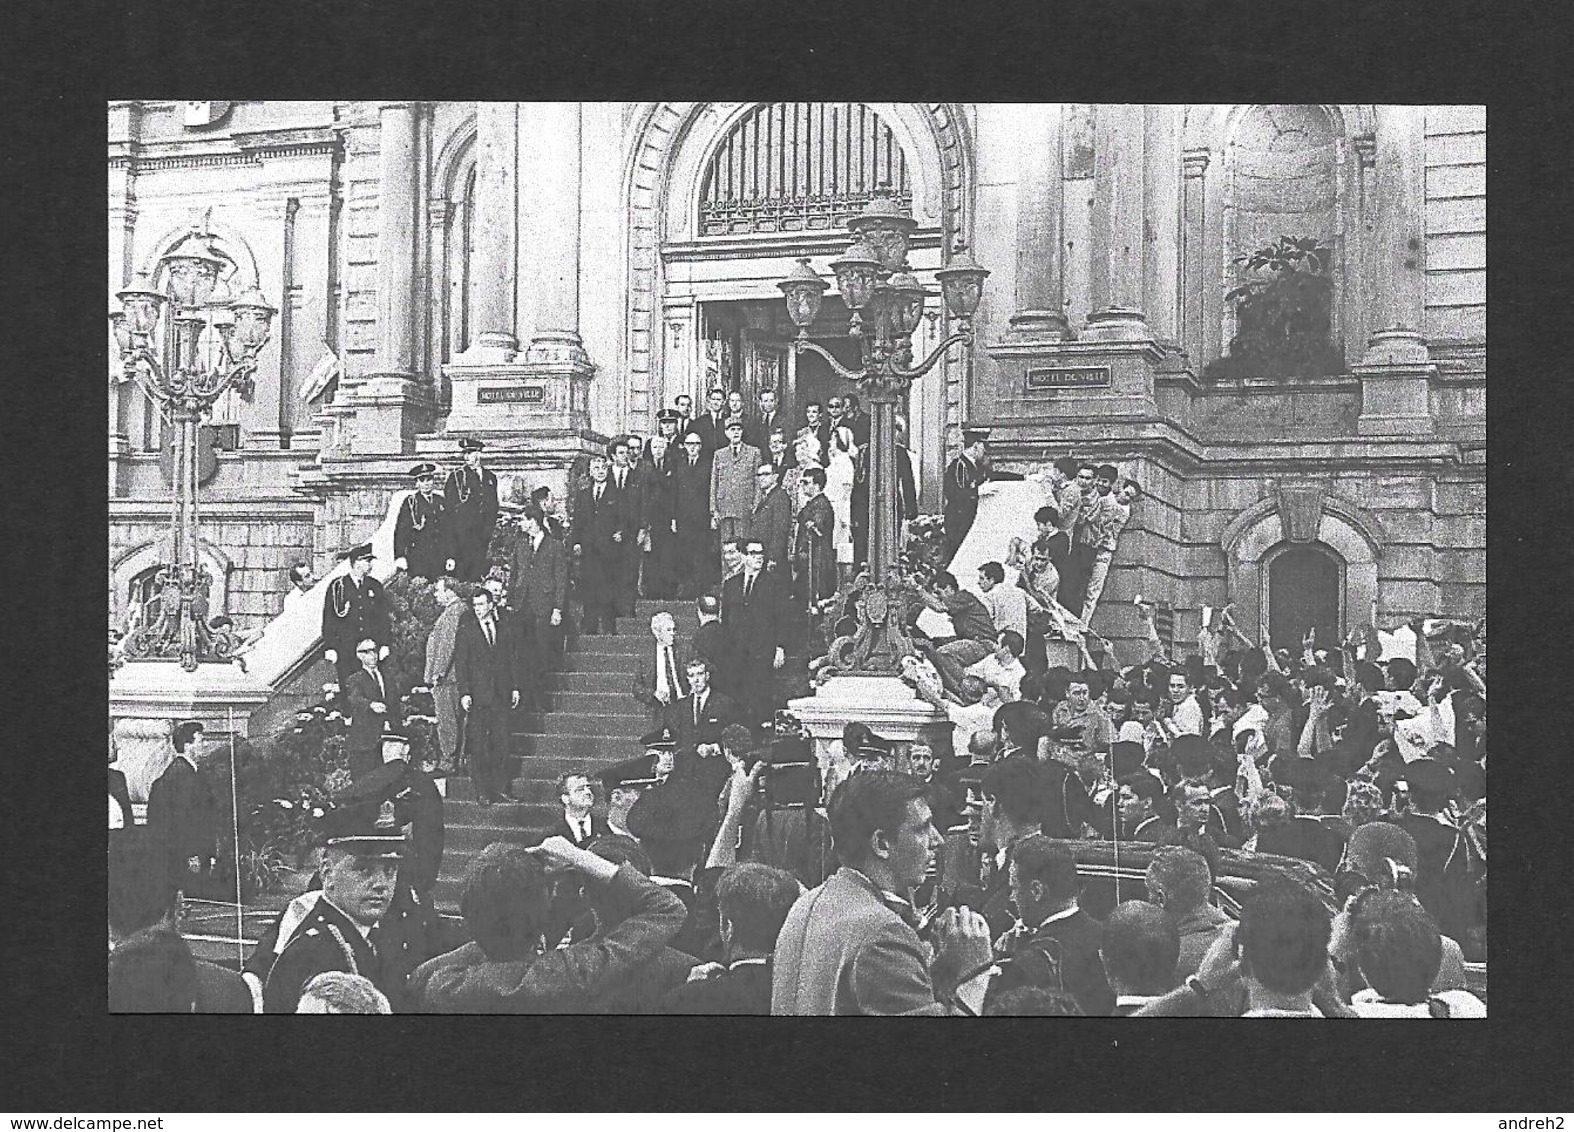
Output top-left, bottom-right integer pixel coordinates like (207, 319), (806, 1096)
(746, 462), (793, 572)
(670, 657), (741, 756)
(342, 639), (403, 777)
(508, 505), (568, 707)
(443, 437), (500, 581)
(1393, 758), (1481, 944)
(608, 436), (646, 614)
(146, 720), (220, 900)
(321, 542), (390, 684)
(661, 862), (801, 1014)
(109, 762), (134, 834)
(1256, 757), (1348, 873)
(689, 594), (737, 700)
(843, 392), (872, 449)
(672, 432), (715, 597)
(571, 454), (634, 635)
(720, 540), (789, 727)
(803, 401), (833, 460)
(943, 428), (989, 560)
(792, 466), (837, 606)
(984, 834), (1116, 1017)
(453, 587), (527, 804)
(752, 387), (787, 452)
(393, 462), (455, 581)
(555, 771), (605, 848)
(371, 732), (446, 899)
(692, 387), (730, 455)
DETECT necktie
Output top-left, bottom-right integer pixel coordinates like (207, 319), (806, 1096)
(596, 486), (603, 502)
(669, 647), (687, 698)
(484, 619), (495, 648)
(695, 695), (702, 726)
(375, 670), (385, 700)
(617, 470), (625, 489)
(745, 573), (754, 599)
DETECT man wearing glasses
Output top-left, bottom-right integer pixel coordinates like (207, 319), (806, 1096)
(721, 540), (788, 727)
(344, 638), (403, 776)
(673, 431), (715, 597)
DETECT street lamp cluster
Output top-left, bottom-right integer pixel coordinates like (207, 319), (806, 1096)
(112, 226), (277, 671)
(777, 187), (990, 677)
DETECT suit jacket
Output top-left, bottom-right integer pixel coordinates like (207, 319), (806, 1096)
(634, 640), (691, 718)
(661, 958), (774, 1014)
(146, 757), (218, 870)
(746, 487), (793, 567)
(640, 459), (677, 532)
(721, 568), (787, 659)
(610, 464), (645, 528)
(710, 443), (762, 521)
(321, 574), (390, 660)
(670, 688), (741, 752)
(571, 482), (634, 557)
(424, 601), (465, 688)
(393, 490), (453, 578)
(555, 811), (607, 850)
(944, 453), (981, 530)
(452, 611), (527, 705)
(771, 866), (950, 1015)
(753, 408), (786, 450)
(793, 493), (837, 599)
(985, 906), (1115, 1018)
(692, 411), (729, 455)
(509, 532), (569, 621)
(344, 663), (403, 757)
(673, 452), (713, 530)
(409, 864), (686, 1013)
(848, 410), (872, 448)
(688, 620), (737, 697)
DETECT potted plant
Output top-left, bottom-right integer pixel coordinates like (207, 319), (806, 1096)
(1204, 236), (1345, 382)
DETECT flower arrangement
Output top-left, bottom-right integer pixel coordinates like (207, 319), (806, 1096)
(901, 514), (948, 583)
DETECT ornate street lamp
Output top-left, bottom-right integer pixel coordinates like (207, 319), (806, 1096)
(112, 222), (275, 671)
(778, 186), (990, 676)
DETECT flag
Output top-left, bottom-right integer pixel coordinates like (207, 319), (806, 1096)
(300, 343), (340, 403)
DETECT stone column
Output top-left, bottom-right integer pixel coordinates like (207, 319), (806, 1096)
(374, 101), (418, 377)
(1084, 104), (1152, 341)
(1007, 104), (1069, 341)
(352, 102), (428, 456)
(1143, 105), (1183, 346)
(456, 101), (520, 361)
(1179, 149), (1210, 364)
(520, 102), (592, 371)
(1356, 106), (1435, 435)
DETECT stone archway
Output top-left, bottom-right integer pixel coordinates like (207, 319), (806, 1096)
(621, 102), (975, 476)
(1220, 484), (1384, 646)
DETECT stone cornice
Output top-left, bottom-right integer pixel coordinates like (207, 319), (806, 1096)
(661, 227), (944, 264)
(106, 128), (340, 173)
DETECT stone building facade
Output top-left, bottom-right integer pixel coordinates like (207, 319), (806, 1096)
(108, 101), (1484, 658)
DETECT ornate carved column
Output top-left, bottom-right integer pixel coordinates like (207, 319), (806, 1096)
(1084, 104), (1152, 341)
(1006, 103), (1069, 341)
(1356, 106), (1436, 435)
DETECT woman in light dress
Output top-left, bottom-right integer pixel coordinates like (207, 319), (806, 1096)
(824, 424), (858, 575)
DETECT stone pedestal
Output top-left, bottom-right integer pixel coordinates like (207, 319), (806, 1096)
(987, 338), (1164, 424)
(788, 675), (948, 779)
(1355, 328), (1436, 436)
(111, 661), (272, 743)
(349, 374), (431, 456)
(443, 343), (596, 436)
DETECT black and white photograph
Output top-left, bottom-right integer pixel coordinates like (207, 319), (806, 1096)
(103, 100), (1489, 1021)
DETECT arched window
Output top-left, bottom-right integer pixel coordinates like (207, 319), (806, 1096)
(699, 103), (912, 236)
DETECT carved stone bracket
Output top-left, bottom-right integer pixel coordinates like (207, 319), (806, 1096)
(1273, 482), (1327, 543)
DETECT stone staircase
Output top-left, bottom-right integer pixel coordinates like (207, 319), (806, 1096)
(432, 598), (694, 910)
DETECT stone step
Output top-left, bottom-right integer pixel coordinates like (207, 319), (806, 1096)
(574, 634), (660, 657)
(443, 816), (554, 852)
(501, 733), (639, 762)
(558, 651), (642, 674)
(547, 670), (633, 693)
(547, 690), (648, 717)
(534, 712), (649, 738)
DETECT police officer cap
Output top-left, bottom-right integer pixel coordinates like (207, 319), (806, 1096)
(598, 755), (661, 793)
(459, 437), (486, 452)
(409, 462), (439, 479)
(656, 408), (681, 423)
(625, 782), (715, 845)
(315, 800), (405, 858)
(1400, 758), (1454, 796)
(639, 726), (677, 752)
(380, 729), (410, 745)
(336, 761), (410, 811)
(336, 542), (375, 562)
(962, 426), (991, 444)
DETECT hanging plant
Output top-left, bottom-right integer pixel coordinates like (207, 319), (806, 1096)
(1203, 236), (1345, 382)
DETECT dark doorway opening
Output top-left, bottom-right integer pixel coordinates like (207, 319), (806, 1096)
(1267, 543), (1341, 654)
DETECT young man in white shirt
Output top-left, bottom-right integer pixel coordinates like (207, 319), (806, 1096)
(976, 560), (1034, 640)
(965, 629), (1028, 706)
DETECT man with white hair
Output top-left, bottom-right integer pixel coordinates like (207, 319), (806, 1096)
(633, 610), (689, 728)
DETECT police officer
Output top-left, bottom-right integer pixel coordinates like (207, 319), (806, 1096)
(598, 752), (665, 840)
(626, 780), (723, 960)
(258, 802), (405, 1012)
(321, 543), (391, 685)
(394, 462), (455, 581)
(943, 427), (990, 559)
(443, 437), (500, 581)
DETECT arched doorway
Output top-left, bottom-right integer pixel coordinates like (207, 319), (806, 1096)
(1266, 543), (1342, 653)
(627, 101), (973, 507)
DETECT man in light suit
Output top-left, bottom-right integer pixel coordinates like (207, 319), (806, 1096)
(423, 576), (466, 774)
(509, 505), (568, 708)
(633, 610), (690, 729)
(709, 417), (761, 546)
(452, 587), (527, 805)
(770, 771), (994, 1015)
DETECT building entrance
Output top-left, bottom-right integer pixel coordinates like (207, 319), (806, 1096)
(1267, 543), (1342, 653)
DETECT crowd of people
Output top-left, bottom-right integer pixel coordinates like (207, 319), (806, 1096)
(108, 388), (1486, 1016)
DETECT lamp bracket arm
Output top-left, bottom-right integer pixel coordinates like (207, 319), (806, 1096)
(791, 338), (865, 382)
(891, 329), (972, 381)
